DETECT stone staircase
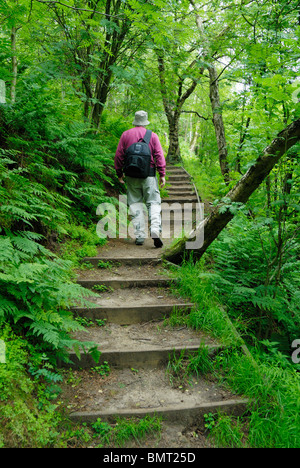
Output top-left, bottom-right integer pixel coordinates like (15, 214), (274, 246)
(62, 165), (248, 444)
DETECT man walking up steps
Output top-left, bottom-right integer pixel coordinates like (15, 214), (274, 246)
(114, 111), (166, 248)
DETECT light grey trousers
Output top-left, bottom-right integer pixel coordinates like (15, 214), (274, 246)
(126, 176), (162, 240)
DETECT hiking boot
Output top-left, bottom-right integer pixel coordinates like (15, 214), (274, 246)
(135, 237), (145, 246)
(153, 237), (163, 248)
(151, 231), (163, 248)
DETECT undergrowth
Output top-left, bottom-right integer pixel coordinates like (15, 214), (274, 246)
(0, 90), (122, 447)
(170, 214), (300, 448)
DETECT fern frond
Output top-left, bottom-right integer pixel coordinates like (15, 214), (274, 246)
(28, 321), (61, 348)
(0, 295), (20, 319)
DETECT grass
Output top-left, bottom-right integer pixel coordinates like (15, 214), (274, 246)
(166, 344), (213, 389)
(90, 415), (163, 448)
(167, 256), (300, 448)
(168, 258), (237, 346)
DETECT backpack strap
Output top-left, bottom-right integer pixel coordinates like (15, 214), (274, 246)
(140, 129), (152, 145)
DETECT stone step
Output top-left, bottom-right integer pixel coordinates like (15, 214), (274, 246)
(162, 197), (198, 203)
(72, 302), (195, 325)
(64, 366), (249, 425)
(167, 194), (196, 199)
(162, 205), (199, 216)
(67, 342), (221, 370)
(167, 188), (196, 194)
(166, 166), (187, 172)
(70, 399), (249, 426)
(167, 175), (191, 182)
(166, 167), (189, 172)
(166, 195), (197, 201)
(72, 286), (194, 325)
(77, 277), (174, 290)
(76, 264), (174, 290)
(167, 184), (195, 190)
(81, 256), (161, 267)
(66, 318), (221, 368)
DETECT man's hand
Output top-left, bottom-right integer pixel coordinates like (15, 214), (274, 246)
(118, 176), (125, 184)
(159, 176), (166, 188)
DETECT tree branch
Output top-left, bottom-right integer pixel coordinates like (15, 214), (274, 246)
(33, 0), (123, 18)
(181, 110), (209, 120)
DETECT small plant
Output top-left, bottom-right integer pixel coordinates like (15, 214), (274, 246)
(204, 412), (216, 431)
(91, 361), (110, 378)
(62, 369), (82, 388)
(91, 418), (113, 444)
(95, 319), (107, 327)
(80, 262), (95, 270)
(61, 423), (92, 446)
(75, 316), (95, 327)
(92, 284), (112, 292)
(97, 260), (113, 269)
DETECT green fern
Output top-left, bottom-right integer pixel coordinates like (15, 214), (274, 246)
(0, 236), (98, 356)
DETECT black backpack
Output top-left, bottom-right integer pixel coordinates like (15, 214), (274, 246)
(124, 130), (152, 178)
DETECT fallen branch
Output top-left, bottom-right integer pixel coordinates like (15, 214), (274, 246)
(163, 118), (300, 264)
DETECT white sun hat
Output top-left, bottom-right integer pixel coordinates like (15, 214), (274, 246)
(132, 110), (150, 126)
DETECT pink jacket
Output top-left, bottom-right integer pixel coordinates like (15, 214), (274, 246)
(114, 127), (166, 178)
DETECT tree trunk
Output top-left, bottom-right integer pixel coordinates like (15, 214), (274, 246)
(209, 64), (230, 184)
(163, 118), (300, 264)
(167, 113), (181, 163)
(156, 50), (198, 164)
(91, 68), (113, 128)
(11, 26), (18, 104)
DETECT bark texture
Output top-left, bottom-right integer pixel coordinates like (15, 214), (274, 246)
(11, 27), (18, 104)
(157, 52), (197, 164)
(209, 64), (230, 184)
(163, 118), (300, 264)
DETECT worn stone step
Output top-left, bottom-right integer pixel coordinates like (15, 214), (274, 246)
(167, 194), (196, 199)
(81, 256), (161, 267)
(72, 302), (195, 325)
(66, 319), (221, 369)
(167, 175), (191, 182)
(63, 367), (249, 426)
(162, 202), (198, 209)
(162, 196), (198, 203)
(167, 188), (196, 194)
(72, 287), (194, 324)
(70, 399), (249, 427)
(77, 277), (174, 290)
(161, 205), (199, 217)
(166, 166), (187, 172)
(76, 264), (174, 290)
(72, 286), (194, 324)
(167, 184), (195, 190)
(67, 343), (221, 370)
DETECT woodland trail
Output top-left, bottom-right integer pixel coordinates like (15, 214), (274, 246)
(60, 166), (248, 448)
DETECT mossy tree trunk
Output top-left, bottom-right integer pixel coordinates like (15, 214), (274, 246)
(156, 51), (198, 164)
(163, 118), (300, 264)
(209, 63), (230, 185)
